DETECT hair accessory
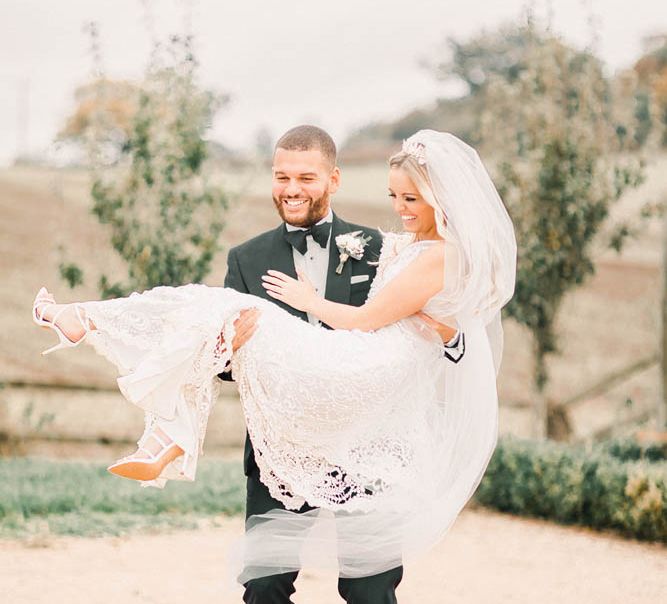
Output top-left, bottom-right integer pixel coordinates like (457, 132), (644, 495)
(401, 139), (427, 165)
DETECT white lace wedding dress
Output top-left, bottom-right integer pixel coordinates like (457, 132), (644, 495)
(77, 231), (500, 579)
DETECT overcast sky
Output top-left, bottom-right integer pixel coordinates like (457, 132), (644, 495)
(1, 0), (665, 165)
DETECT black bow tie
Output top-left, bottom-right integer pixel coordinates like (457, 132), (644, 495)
(283, 222), (332, 255)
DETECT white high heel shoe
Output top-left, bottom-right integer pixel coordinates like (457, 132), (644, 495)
(107, 429), (185, 482)
(32, 287), (90, 355)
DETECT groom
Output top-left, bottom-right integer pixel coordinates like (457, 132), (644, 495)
(220, 125), (464, 604)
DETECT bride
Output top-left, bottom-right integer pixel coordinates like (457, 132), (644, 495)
(31, 130), (516, 580)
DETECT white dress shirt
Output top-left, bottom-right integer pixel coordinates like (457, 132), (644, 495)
(285, 209), (333, 326)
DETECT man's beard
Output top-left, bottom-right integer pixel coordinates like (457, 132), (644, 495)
(273, 189), (331, 228)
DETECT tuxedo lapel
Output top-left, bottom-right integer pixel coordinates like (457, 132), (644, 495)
(267, 224), (308, 321)
(324, 214), (352, 304)
(270, 224), (298, 278)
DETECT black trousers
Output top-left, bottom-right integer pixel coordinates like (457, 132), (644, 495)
(242, 467), (403, 604)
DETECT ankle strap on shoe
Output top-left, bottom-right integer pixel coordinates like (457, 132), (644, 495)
(139, 429), (171, 450)
(34, 297), (55, 321)
(73, 304), (93, 331)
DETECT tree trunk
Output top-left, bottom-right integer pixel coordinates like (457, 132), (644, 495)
(547, 405), (572, 441)
(533, 389), (548, 440)
(532, 339), (548, 440)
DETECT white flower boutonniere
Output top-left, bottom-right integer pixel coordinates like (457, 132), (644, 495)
(335, 230), (372, 274)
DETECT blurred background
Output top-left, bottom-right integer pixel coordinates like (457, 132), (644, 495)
(1, 0), (666, 553)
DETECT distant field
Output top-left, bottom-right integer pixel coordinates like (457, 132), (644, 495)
(1, 159), (665, 445)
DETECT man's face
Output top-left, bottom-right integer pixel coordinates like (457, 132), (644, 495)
(272, 147), (340, 227)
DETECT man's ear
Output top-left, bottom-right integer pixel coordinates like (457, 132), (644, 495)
(329, 166), (341, 194)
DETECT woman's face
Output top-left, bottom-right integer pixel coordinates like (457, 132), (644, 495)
(388, 167), (438, 239)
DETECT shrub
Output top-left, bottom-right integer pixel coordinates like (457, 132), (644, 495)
(475, 436), (667, 542)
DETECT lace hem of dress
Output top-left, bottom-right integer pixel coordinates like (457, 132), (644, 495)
(81, 285), (243, 487)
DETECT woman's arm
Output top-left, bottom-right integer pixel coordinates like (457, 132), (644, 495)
(262, 243), (445, 331)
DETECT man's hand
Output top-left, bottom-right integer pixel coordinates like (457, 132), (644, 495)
(415, 311), (458, 344)
(220, 308), (261, 353)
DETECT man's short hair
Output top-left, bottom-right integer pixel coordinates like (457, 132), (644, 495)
(274, 125), (337, 168)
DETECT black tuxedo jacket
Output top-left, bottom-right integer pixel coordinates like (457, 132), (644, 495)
(220, 212), (382, 475)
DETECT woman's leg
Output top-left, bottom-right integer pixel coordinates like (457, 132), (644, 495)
(33, 286), (222, 484)
(107, 387), (204, 481)
(34, 289), (189, 482)
(33, 289), (96, 344)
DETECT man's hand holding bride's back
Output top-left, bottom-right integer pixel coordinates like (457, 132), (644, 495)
(414, 311), (458, 344)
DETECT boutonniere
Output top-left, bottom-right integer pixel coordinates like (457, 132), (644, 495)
(335, 231), (372, 274)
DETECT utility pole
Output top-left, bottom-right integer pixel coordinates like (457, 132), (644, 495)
(16, 77), (30, 161)
(659, 209), (667, 430)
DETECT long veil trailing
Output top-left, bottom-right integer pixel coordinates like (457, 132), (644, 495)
(229, 130), (518, 582)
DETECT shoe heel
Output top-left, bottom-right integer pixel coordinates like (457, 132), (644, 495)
(41, 339), (70, 355)
(107, 429), (185, 482)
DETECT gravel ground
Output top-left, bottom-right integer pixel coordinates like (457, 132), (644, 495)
(2, 507), (666, 604)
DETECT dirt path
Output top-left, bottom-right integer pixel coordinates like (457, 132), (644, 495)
(2, 508), (665, 604)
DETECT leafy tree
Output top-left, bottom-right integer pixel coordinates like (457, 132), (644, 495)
(57, 79), (141, 155)
(433, 24), (545, 95)
(626, 38), (666, 431)
(60, 30), (229, 298)
(476, 24), (655, 439)
(633, 34), (667, 147)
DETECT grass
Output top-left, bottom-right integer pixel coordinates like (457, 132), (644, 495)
(0, 457), (245, 539)
(3, 437), (667, 542)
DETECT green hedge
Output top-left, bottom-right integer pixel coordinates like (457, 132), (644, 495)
(475, 436), (667, 543)
(597, 437), (667, 463)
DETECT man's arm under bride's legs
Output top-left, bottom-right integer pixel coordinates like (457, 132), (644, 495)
(217, 307), (261, 381)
